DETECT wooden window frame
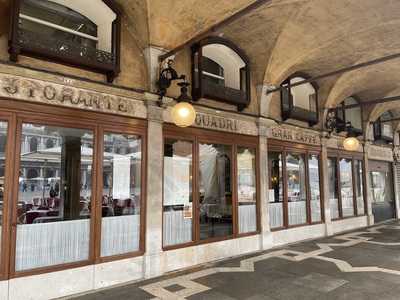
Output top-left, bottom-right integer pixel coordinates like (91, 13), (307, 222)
(162, 124), (260, 251)
(336, 96), (363, 136)
(327, 150), (367, 221)
(268, 140), (325, 231)
(191, 37), (251, 111)
(0, 99), (146, 279)
(9, 0), (121, 83)
(280, 73), (319, 126)
(373, 116), (394, 144)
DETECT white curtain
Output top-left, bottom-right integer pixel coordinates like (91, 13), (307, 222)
(163, 210), (192, 247)
(16, 219), (90, 271)
(238, 204), (256, 233)
(101, 215), (140, 257)
(330, 198), (339, 219)
(342, 195), (355, 217)
(269, 202), (283, 228)
(311, 200), (321, 222)
(288, 201), (307, 225)
(357, 197), (365, 215)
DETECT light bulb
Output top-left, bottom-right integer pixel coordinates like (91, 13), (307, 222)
(343, 136), (360, 151)
(171, 102), (196, 127)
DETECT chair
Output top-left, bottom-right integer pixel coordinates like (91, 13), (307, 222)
(26, 211), (40, 224)
(47, 210), (59, 217)
(32, 197), (41, 206)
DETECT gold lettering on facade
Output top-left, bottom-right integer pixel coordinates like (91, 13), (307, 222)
(61, 88), (74, 103)
(3, 79), (18, 95)
(194, 113), (239, 133)
(271, 127), (320, 145)
(118, 99), (128, 112)
(0, 75), (145, 118)
(43, 86), (56, 100)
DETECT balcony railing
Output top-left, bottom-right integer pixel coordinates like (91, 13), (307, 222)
(202, 76), (248, 106)
(16, 29), (117, 72)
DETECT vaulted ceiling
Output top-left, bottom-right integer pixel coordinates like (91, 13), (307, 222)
(131, 0), (400, 122)
(0, 0), (399, 122)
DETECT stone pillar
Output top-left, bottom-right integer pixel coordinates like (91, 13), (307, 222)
(258, 120), (273, 250)
(40, 137), (46, 150)
(363, 142), (374, 225)
(143, 46), (169, 92)
(392, 162), (400, 219)
(143, 95), (165, 279)
(321, 137), (333, 235)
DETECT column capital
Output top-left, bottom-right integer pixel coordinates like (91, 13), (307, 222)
(145, 93), (164, 123)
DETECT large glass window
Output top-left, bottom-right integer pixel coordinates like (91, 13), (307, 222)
(163, 139), (193, 247)
(328, 158), (339, 219)
(199, 143), (233, 240)
(268, 148), (323, 229)
(162, 130), (258, 248)
(16, 124), (93, 271)
(101, 133), (142, 257)
(237, 147), (257, 234)
(0, 122), (8, 261)
(339, 158), (354, 217)
(286, 153), (307, 226)
(309, 154), (321, 223)
(268, 152), (283, 229)
(329, 154), (365, 220)
(354, 160), (365, 215)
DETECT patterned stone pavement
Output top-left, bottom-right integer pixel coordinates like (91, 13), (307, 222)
(71, 221), (400, 300)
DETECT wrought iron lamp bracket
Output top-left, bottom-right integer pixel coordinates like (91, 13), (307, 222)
(156, 59), (190, 106)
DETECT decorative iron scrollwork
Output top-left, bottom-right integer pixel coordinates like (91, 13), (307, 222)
(17, 29), (116, 67)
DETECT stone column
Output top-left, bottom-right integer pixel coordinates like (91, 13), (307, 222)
(321, 137), (333, 235)
(392, 162), (400, 219)
(143, 95), (165, 279)
(363, 142), (374, 225)
(143, 46), (168, 92)
(258, 120), (273, 250)
(40, 137), (46, 150)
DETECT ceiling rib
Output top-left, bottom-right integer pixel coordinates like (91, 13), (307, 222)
(266, 52), (400, 95)
(159, 0), (273, 61)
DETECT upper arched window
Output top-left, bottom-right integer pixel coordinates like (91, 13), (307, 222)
(280, 74), (318, 125)
(373, 111), (394, 144)
(46, 138), (55, 149)
(9, 0), (121, 82)
(29, 137), (38, 152)
(192, 37), (250, 111)
(336, 96), (363, 134)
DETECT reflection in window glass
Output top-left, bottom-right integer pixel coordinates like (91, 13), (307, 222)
(328, 158), (339, 219)
(163, 139), (193, 247)
(101, 133), (141, 257)
(309, 154), (321, 222)
(286, 153), (307, 225)
(268, 152), (283, 228)
(344, 97), (362, 131)
(370, 170), (394, 204)
(237, 147), (256, 234)
(199, 143), (232, 240)
(16, 124), (93, 271)
(201, 44), (245, 90)
(0, 122), (7, 260)
(354, 160), (364, 215)
(289, 77), (317, 112)
(340, 158), (354, 217)
(20, 0), (98, 49)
